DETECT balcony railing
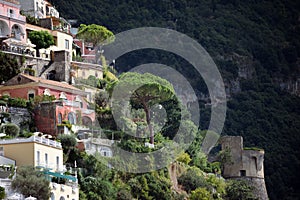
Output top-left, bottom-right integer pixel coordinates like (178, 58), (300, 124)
(33, 136), (62, 148)
(0, 136), (62, 148)
(1, 45), (35, 56)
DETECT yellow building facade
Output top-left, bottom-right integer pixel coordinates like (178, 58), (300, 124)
(0, 136), (79, 200)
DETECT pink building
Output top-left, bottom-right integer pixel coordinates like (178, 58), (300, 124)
(0, 74), (95, 135)
(0, 0), (26, 43)
(73, 38), (96, 63)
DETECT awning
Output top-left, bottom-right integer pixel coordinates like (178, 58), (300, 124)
(25, 196), (37, 200)
(3, 38), (35, 48)
(44, 170), (77, 182)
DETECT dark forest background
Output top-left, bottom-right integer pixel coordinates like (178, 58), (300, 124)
(50, 0), (300, 199)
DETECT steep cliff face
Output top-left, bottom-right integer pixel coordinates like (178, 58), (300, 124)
(223, 52), (300, 97)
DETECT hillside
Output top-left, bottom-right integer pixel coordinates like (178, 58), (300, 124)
(49, 0), (300, 199)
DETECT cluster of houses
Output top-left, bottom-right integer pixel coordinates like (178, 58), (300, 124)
(0, 0), (114, 199)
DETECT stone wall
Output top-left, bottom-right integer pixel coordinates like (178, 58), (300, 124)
(8, 107), (32, 130)
(40, 51), (71, 82)
(220, 136), (269, 200)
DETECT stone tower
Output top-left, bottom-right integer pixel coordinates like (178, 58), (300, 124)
(40, 50), (71, 83)
(220, 136), (268, 200)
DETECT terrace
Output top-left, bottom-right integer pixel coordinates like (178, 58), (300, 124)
(0, 135), (62, 149)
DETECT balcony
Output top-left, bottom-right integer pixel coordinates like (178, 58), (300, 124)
(0, 136), (62, 148)
(33, 136), (62, 148)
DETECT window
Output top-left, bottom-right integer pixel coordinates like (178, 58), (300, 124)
(50, 193), (55, 200)
(57, 113), (62, 124)
(45, 153), (48, 166)
(8, 9), (14, 18)
(0, 147), (4, 156)
(56, 156), (59, 170)
(68, 112), (76, 124)
(37, 151), (40, 165)
(28, 89), (35, 100)
(65, 39), (69, 50)
(11, 24), (22, 40)
(28, 93), (35, 99)
(240, 170), (246, 177)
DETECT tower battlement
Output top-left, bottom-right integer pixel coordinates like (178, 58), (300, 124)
(220, 136), (268, 200)
(220, 136), (265, 178)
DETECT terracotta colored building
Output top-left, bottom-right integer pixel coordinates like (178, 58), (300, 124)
(0, 74), (95, 135)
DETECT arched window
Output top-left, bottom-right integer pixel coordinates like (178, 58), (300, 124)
(47, 70), (56, 80)
(68, 112), (76, 124)
(57, 113), (62, 124)
(11, 24), (24, 40)
(28, 89), (35, 100)
(59, 196), (65, 200)
(82, 116), (92, 127)
(50, 193), (55, 200)
(0, 20), (9, 37)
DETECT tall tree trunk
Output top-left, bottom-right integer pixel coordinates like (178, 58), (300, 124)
(35, 47), (40, 57)
(144, 106), (154, 144)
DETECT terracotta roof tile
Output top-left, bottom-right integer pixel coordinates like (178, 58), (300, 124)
(21, 74), (81, 91)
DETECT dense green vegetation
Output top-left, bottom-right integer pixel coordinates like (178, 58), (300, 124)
(27, 0), (300, 198)
(0, 52), (21, 83)
(12, 166), (51, 200)
(65, 72), (257, 199)
(28, 30), (55, 57)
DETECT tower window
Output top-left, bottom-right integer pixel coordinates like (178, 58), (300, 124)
(240, 170), (246, 177)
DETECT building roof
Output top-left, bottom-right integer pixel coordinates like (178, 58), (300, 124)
(0, 74), (88, 97)
(20, 74), (81, 91)
(0, 135), (62, 149)
(2, 0), (20, 5)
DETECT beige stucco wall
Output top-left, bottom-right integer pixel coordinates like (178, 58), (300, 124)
(34, 143), (63, 171)
(1, 143), (35, 166)
(1, 141), (63, 170)
(50, 182), (79, 200)
(26, 23), (73, 60)
(76, 67), (103, 79)
(54, 31), (73, 55)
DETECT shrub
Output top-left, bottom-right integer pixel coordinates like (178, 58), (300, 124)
(176, 152), (192, 165)
(178, 167), (208, 193)
(190, 188), (212, 200)
(0, 186), (5, 200)
(0, 123), (20, 137)
(225, 180), (257, 200)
